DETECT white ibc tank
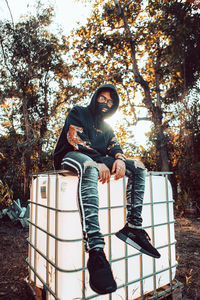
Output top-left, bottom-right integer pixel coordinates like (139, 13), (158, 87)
(27, 171), (177, 300)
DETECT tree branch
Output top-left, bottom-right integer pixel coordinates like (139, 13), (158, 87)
(114, 0), (156, 115)
(5, 0), (14, 28)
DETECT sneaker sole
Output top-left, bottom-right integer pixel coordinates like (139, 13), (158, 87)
(89, 280), (117, 295)
(115, 232), (160, 259)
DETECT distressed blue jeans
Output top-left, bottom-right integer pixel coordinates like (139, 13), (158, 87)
(61, 152), (146, 251)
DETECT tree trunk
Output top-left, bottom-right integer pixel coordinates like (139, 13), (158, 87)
(38, 77), (49, 170)
(154, 48), (169, 172)
(115, 1), (170, 171)
(157, 126), (169, 171)
(22, 93), (32, 197)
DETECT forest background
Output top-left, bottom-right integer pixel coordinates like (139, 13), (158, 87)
(0, 0), (200, 214)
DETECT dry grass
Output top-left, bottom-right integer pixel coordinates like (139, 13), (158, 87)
(0, 216), (200, 299)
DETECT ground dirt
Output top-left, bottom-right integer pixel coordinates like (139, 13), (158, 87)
(0, 216), (200, 300)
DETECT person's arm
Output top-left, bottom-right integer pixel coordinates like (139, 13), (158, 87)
(107, 131), (124, 158)
(65, 107), (104, 162)
(106, 130), (126, 180)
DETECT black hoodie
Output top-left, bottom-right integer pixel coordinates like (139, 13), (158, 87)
(54, 84), (123, 170)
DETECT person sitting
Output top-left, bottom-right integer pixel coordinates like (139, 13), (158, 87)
(54, 83), (160, 295)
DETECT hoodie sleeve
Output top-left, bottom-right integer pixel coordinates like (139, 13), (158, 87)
(65, 107), (104, 163)
(106, 129), (123, 158)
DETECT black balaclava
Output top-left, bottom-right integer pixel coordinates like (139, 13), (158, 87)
(96, 101), (112, 118)
(88, 84), (120, 120)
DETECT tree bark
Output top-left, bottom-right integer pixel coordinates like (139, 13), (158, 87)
(38, 74), (49, 170)
(22, 92), (32, 196)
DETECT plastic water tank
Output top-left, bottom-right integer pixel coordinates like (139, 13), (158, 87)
(27, 171), (177, 299)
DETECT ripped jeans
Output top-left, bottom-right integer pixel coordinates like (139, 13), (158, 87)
(61, 152), (146, 251)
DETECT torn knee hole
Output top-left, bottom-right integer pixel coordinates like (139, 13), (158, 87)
(83, 160), (99, 172)
(134, 160), (145, 169)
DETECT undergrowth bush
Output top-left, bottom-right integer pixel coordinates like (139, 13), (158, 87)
(0, 180), (13, 210)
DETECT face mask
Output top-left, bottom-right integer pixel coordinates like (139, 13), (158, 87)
(96, 102), (110, 116)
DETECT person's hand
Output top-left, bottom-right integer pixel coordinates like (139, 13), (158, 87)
(98, 163), (111, 184)
(112, 159), (126, 180)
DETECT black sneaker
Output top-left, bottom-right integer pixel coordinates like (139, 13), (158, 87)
(87, 248), (117, 295)
(115, 224), (161, 259)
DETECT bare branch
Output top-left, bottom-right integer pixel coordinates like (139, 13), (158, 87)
(125, 116), (151, 127)
(5, 0), (15, 28)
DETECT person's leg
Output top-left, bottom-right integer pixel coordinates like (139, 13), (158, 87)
(61, 151), (104, 251)
(61, 152), (117, 294)
(125, 159), (146, 227)
(102, 157), (146, 227)
(115, 159), (161, 258)
(103, 157), (145, 226)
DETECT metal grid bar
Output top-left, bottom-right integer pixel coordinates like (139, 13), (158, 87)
(107, 181), (112, 300)
(26, 256), (178, 300)
(26, 259), (59, 300)
(123, 176), (128, 300)
(28, 199), (174, 213)
(33, 176), (39, 290)
(28, 218), (175, 244)
(28, 176), (34, 289)
(82, 239), (86, 299)
(55, 173), (59, 297)
(31, 170), (174, 177)
(148, 280), (180, 300)
(77, 265), (179, 300)
(140, 254), (144, 299)
(149, 174), (157, 298)
(46, 174), (50, 294)
(27, 237), (177, 274)
(165, 175), (173, 290)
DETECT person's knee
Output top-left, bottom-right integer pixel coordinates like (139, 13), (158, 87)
(133, 160), (146, 169)
(126, 159), (146, 170)
(126, 159), (146, 177)
(83, 160), (99, 174)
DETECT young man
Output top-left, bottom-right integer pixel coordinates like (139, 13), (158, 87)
(54, 84), (160, 295)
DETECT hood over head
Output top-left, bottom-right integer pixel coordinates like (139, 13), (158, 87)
(88, 84), (119, 119)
